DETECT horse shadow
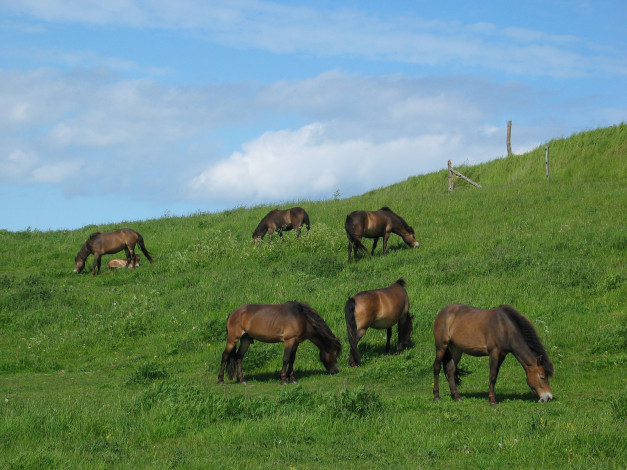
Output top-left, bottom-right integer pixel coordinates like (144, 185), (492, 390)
(453, 391), (546, 403)
(221, 368), (332, 384)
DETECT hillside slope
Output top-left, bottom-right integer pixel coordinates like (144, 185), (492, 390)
(1, 124), (625, 469)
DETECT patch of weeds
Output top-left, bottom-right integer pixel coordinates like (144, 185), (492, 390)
(276, 385), (315, 408)
(611, 390), (627, 421)
(323, 386), (383, 419)
(127, 360), (169, 385)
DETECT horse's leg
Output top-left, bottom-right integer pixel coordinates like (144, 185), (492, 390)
(371, 237), (379, 255)
(433, 348), (447, 401)
(445, 348), (463, 401)
(124, 247), (132, 268)
(347, 240), (354, 263)
(235, 337), (252, 384)
(488, 350), (506, 405)
(285, 341), (300, 384)
(348, 328), (367, 366)
(280, 340), (298, 384)
(218, 342), (236, 384)
(92, 254), (101, 275)
(382, 233), (390, 254)
(128, 245), (137, 268)
(385, 328), (392, 353)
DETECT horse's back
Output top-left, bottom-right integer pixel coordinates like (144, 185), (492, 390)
(434, 304), (503, 355)
(228, 303), (306, 342)
(353, 281), (409, 328)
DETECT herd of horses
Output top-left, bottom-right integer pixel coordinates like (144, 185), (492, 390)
(73, 206), (554, 404)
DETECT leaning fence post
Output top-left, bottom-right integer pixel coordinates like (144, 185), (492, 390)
(545, 145), (550, 182)
(448, 160), (453, 192)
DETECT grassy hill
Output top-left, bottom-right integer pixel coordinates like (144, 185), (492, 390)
(1, 124), (625, 469)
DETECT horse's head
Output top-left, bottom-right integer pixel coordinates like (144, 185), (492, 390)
(73, 255), (86, 273)
(402, 228), (420, 248)
(319, 337), (342, 375)
(526, 357), (553, 402)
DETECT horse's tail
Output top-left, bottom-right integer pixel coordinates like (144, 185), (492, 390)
(344, 297), (361, 365)
(303, 210), (311, 231)
(344, 215), (371, 255)
(226, 347), (238, 381)
(136, 232), (154, 263)
(442, 349), (471, 386)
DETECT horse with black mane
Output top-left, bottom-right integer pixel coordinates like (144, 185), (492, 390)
(432, 304), (554, 405)
(252, 207), (310, 243)
(74, 228), (153, 275)
(345, 207), (419, 262)
(218, 301), (341, 385)
(345, 278), (413, 366)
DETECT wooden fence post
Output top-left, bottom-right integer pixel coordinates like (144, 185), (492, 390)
(507, 121), (512, 156)
(448, 160), (454, 192)
(545, 145), (550, 182)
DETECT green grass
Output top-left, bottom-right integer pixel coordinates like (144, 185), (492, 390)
(1, 124), (626, 469)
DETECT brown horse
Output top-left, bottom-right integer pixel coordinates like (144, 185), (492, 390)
(108, 254), (140, 269)
(74, 228), (153, 275)
(433, 304), (554, 405)
(252, 207), (310, 243)
(345, 278), (413, 366)
(218, 301), (341, 385)
(345, 207), (419, 262)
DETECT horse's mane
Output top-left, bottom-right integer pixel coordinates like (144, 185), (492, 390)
(292, 302), (341, 353)
(76, 233), (100, 261)
(394, 278), (406, 288)
(253, 209), (281, 237)
(75, 242), (92, 261)
(379, 207), (414, 233)
(500, 305), (554, 376)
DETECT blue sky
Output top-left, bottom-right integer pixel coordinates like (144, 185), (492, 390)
(1, 0), (625, 232)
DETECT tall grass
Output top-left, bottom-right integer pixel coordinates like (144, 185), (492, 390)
(1, 124), (625, 468)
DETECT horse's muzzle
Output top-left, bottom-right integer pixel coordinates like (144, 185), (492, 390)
(538, 392), (553, 403)
(328, 364), (339, 375)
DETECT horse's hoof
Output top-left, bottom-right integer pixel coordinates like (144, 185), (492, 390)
(454, 397), (462, 402)
(490, 402), (498, 406)
(433, 397), (440, 402)
(218, 380), (224, 385)
(241, 381), (248, 386)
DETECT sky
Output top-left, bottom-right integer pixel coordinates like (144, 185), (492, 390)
(1, 0), (625, 232)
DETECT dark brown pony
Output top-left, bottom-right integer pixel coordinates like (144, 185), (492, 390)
(252, 207), (310, 243)
(345, 278), (413, 366)
(218, 301), (341, 385)
(74, 228), (153, 275)
(433, 304), (554, 405)
(345, 207), (419, 262)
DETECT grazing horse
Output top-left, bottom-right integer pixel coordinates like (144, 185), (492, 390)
(252, 207), (310, 243)
(74, 228), (153, 275)
(432, 304), (554, 405)
(345, 207), (419, 262)
(345, 278), (413, 366)
(108, 255), (140, 269)
(218, 301), (341, 385)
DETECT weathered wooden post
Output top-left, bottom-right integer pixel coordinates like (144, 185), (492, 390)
(448, 160), (453, 192)
(507, 121), (512, 156)
(545, 145), (550, 181)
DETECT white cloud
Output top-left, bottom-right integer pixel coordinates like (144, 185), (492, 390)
(2, 0), (623, 78)
(188, 122), (501, 205)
